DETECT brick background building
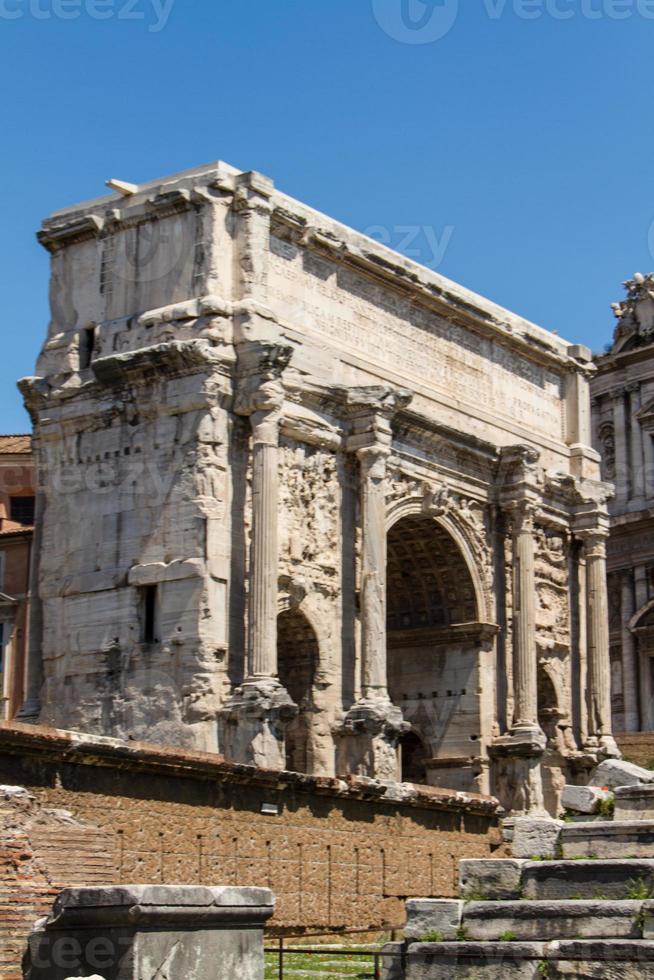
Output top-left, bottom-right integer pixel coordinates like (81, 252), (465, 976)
(0, 437), (34, 722)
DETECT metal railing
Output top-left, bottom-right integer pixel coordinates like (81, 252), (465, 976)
(264, 927), (405, 980)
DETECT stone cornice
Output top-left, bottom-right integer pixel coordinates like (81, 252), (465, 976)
(37, 161), (240, 253)
(0, 723), (502, 818)
(92, 339), (230, 386)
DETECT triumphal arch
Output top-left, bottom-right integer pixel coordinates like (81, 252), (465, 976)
(20, 161), (618, 814)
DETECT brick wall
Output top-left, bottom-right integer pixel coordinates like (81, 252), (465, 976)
(0, 724), (502, 977)
(0, 785), (114, 980)
(616, 733), (654, 770)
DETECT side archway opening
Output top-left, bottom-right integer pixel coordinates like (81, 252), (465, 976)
(277, 608), (318, 774)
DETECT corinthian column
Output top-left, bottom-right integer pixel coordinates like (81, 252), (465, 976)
(581, 527), (619, 757)
(510, 500), (539, 734)
(248, 407), (281, 680)
(336, 385), (411, 782)
(358, 445), (390, 699)
(219, 341), (298, 769)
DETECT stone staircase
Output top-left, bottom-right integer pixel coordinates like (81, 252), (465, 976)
(382, 761), (654, 978)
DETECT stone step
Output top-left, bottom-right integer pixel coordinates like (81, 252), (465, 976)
(561, 820), (654, 859)
(522, 859), (654, 901)
(461, 900), (643, 941)
(403, 940), (654, 980)
(460, 857), (654, 902)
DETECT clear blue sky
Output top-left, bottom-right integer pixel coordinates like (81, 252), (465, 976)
(1, 0), (653, 432)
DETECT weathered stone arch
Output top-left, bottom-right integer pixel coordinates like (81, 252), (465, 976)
(384, 504), (496, 794)
(385, 493), (494, 625)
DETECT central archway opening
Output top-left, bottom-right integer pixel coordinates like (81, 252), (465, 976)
(386, 514), (485, 792)
(277, 608), (318, 774)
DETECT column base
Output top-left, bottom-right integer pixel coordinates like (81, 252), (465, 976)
(336, 696), (408, 782)
(490, 728), (548, 816)
(219, 677), (298, 770)
(15, 698), (41, 724)
(582, 734), (622, 760)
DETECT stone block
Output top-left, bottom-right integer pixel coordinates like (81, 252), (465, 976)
(521, 859), (654, 900)
(404, 939), (654, 979)
(641, 900), (654, 939)
(590, 759), (654, 789)
(24, 885), (275, 980)
(405, 941), (545, 980)
(615, 785), (654, 821)
(512, 817), (563, 858)
(561, 820), (654, 860)
(462, 899), (642, 941)
(459, 859), (527, 901)
(561, 784), (613, 814)
(404, 900), (464, 941)
(379, 941), (406, 980)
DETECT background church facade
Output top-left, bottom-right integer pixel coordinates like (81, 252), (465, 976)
(20, 161), (618, 816)
(591, 274), (654, 737)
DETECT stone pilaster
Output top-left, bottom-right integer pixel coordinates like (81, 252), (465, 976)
(612, 387), (630, 504)
(620, 569), (640, 731)
(635, 564), (651, 730)
(577, 523), (620, 758)
(336, 386), (411, 782)
(220, 342), (298, 769)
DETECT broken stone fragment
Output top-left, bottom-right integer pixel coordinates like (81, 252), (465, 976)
(561, 784), (613, 814)
(590, 759), (654, 789)
(512, 816), (563, 858)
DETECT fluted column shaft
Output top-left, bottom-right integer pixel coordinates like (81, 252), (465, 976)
(584, 531), (613, 740)
(620, 570), (639, 731)
(358, 446), (389, 698)
(613, 390), (629, 504)
(511, 502), (539, 731)
(247, 409), (280, 679)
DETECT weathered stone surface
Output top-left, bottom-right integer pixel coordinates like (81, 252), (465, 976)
(615, 784), (654, 821)
(562, 784), (613, 814)
(24, 885), (275, 980)
(590, 759), (654, 789)
(404, 900), (464, 941)
(459, 860), (527, 901)
(522, 859), (654, 901)
(512, 817), (562, 858)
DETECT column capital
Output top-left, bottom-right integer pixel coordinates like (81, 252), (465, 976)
(345, 385), (412, 456)
(356, 444), (391, 481)
(501, 494), (540, 533)
(234, 341), (292, 422)
(576, 526), (609, 560)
